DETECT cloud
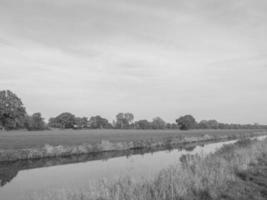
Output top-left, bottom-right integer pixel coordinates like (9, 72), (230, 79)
(0, 0), (267, 123)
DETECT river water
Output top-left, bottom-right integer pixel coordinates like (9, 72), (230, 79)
(0, 136), (266, 200)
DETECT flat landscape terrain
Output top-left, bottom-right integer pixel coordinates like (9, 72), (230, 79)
(0, 129), (266, 150)
(29, 135), (267, 200)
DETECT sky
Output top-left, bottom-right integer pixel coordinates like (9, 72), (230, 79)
(0, 0), (267, 124)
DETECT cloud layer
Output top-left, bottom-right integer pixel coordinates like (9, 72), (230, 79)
(0, 0), (267, 123)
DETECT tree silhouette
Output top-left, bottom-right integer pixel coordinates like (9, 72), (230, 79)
(0, 90), (26, 130)
(176, 115), (196, 130)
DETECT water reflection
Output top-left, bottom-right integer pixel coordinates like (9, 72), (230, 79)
(0, 142), (199, 187)
(0, 136), (265, 200)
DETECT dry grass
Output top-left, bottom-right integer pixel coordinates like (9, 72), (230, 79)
(30, 138), (267, 200)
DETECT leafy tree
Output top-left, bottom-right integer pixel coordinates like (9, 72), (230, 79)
(74, 117), (88, 129)
(88, 115), (112, 129)
(198, 120), (219, 129)
(198, 120), (208, 129)
(49, 112), (76, 129)
(26, 112), (46, 130)
(48, 117), (59, 128)
(176, 115), (197, 130)
(171, 123), (179, 129)
(134, 120), (151, 129)
(166, 123), (172, 129)
(166, 123), (179, 129)
(151, 117), (166, 129)
(0, 90), (26, 130)
(115, 112), (134, 129)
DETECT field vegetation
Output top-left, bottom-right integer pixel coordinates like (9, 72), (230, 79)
(1, 90), (267, 199)
(0, 129), (266, 162)
(30, 137), (267, 200)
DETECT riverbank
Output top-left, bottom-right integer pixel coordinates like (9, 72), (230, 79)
(31, 135), (267, 200)
(0, 129), (266, 162)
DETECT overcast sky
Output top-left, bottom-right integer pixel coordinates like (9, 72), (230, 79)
(0, 0), (267, 124)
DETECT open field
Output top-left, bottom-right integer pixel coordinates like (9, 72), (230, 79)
(31, 137), (267, 200)
(1, 129), (266, 150)
(0, 129), (266, 162)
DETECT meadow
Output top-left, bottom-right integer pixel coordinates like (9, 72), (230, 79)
(1, 129), (266, 149)
(0, 129), (266, 162)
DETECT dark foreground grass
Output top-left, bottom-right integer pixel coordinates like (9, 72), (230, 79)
(30, 138), (267, 200)
(0, 129), (266, 161)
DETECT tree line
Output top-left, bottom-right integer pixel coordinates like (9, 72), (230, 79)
(1, 90), (267, 131)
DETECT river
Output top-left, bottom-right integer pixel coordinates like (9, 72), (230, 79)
(0, 136), (266, 200)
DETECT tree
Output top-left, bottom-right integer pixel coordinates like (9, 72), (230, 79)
(166, 123), (179, 129)
(48, 117), (59, 128)
(26, 112), (46, 130)
(198, 120), (219, 129)
(115, 112), (134, 129)
(198, 120), (208, 129)
(171, 123), (179, 129)
(151, 117), (166, 129)
(0, 90), (27, 130)
(88, 115), (112, 129)
(74, 117), (88, 129)
(49, 112), (76, 129)
(134, 120), (151, 129)
(176, 115), (197, 130)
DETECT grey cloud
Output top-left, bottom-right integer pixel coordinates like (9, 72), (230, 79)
(0, 0), (267, 123)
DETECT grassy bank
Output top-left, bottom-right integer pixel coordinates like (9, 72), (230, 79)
(30, 136), (267, 200)
(0, 129), (266, 162)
